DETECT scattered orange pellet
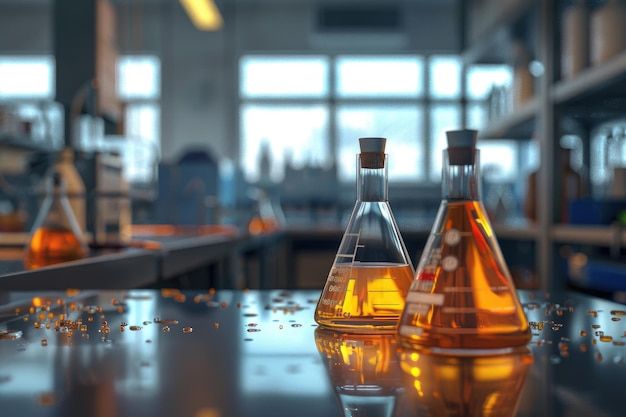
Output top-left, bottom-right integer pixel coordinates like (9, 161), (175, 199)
(183, 327), (193, 334)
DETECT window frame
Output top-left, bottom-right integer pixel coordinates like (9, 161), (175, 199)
(238, 53), (494, 184)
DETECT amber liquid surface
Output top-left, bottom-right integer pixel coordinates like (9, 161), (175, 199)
(315, 263), (413, 332)
(399, 201), (530, 350)
(399, 348), (532, 417)
(25, 225), (87, 269)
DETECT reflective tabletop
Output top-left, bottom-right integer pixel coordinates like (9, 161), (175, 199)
(0, 290), (624, 417)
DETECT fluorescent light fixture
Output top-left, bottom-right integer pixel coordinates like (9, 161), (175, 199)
(180, 0), (223, 31)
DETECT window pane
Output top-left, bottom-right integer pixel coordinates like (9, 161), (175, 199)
(478, 140), (518, 182)
(337, 105), (423, 181)
(429, 55), (461, 98)
(336, 56), (423, 97)
(0, 56), (54, 99)
(117, 55), (161, 100)
(240, 56), (329, 98)
(466, 64), (512, 100)
(240, 105), (329, 181)
(429, 105), (461, 180)
(125, 103), (160, 145)
(467, 103), (487, 130)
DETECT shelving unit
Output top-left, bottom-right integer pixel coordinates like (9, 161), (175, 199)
(0, 134), (57, 153)
(551, 225), (626, 247)
(462, 0), (626, 294)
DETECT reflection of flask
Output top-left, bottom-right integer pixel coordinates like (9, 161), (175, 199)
(315, 328), (403, 417)
(315, 138), (414, 333)
(398, 347), (532, 417)
(25, 173), (88, 269)
(398, 130), (530, 352)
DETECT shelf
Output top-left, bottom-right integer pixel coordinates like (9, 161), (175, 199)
(551, 225), (626, 247)
(462, 0), (535, 66)
(478, 97), (539, 140)
(552, 51), (626, 122)
(0, 134), (56, 153)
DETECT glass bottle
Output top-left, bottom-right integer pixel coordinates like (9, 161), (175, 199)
(398, 347), (532, 416)
(25, 173), (88, 269)
(315, 137), (414, 333)
(315, 328), (403, 417)
(53, 148), (86, 232)
(398, 129), (530, 352)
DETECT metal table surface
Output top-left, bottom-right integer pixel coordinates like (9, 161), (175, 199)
(0, 289), (624, 417)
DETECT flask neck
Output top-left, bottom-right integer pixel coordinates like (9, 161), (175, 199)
(442, 149), (481, 201)
(357, 155), (388, 202)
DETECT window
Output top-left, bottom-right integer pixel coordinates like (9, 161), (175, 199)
(240, 104), (329, 181)
(0, 56), (54, 99)
(336, 56), (423, 98)
(239, 55), (521, 184)
(116, 55), (161, 183)
(337, 105), (423, 180)
(240, 55), (329, 98)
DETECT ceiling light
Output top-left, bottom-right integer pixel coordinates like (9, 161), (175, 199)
(180, 0), (223, 31)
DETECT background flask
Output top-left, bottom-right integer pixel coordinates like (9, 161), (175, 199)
(25, 172), (88, 269)
(399, 347), (532, 417)
(398, 129), (530, 351)
(315, 328), (403, 417)
(315, 137), (414, 333)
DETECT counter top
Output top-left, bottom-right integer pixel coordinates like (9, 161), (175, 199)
(0, 290), (624, 417)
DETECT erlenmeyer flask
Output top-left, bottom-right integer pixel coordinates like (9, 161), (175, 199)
(398, 129), (530, 351)
(248, 188), (282, 235)
(315, 138), (414, 333)
(314, 328), (403, 417)
(25, 173), (88, 268)
(398, 347), (532, 417)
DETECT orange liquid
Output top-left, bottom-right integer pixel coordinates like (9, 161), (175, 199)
(248, 217), (279, 235)
(25, 226), (87, 269)
(399, 347), (532, 416)
(399, 201), (530, 350)
(315, 263), (413, 332)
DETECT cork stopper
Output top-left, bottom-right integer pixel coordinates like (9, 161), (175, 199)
(446, 129), (477, 165)
(359, 137), (386, 168)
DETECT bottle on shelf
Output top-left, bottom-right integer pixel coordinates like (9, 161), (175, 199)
(314, 137), (414, 333)
(398, 129), (530, 352)
(25, 172), (88, 269)
(591, 0), (626, 66)
(562, 0), (589, 80)
(52, 148), (87, 232)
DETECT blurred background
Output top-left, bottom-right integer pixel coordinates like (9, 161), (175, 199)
(1, 0), (626, 301)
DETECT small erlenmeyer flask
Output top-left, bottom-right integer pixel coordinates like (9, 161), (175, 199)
(25, 173), (88, 268)
(398, 347), (532, 417)
(398, 129), (530, 351)
(315, 138), (414, 333)
(315, 328), (403, 417)
(248, 188), (282, 235)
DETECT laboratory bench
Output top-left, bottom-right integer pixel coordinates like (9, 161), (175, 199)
(0, 233), (282, 290)
(0, 289), (624, 417)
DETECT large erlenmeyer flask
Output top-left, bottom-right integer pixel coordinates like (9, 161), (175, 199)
(315, 138), (414, 333)
(398, 129), (530, 351)
(315, 328), (403, 417)
(398, 347), (532, 417)
(25, 173), (88, 269)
